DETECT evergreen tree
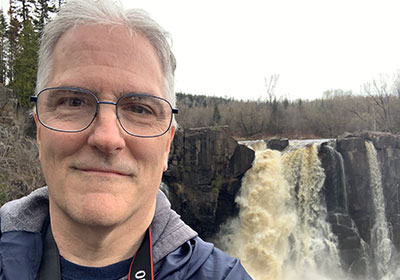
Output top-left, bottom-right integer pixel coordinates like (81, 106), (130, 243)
(266, 97), (285, 134)
(6, 0), (63, 101)
(14, 0), (36, 24)
(34, 0), (57, 34)
(0, 9), (8, 84)
(7, 0), (20, 85)
(57, 0), (65, 10)
(212, 103), (221, 126)
(283, 98), (289, 109)
(10, 19), (38, 106)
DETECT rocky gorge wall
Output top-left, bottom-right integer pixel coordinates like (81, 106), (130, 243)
(163, 127), (255, 239)
(322, 131), (400, 278)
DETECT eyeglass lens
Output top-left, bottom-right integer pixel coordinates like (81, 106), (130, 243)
(36, 88), (173, 137)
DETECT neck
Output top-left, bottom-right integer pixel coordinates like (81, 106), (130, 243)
(50, 202), (155, 267)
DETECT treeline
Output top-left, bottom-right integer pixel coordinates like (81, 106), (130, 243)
(176, 74), (400, 139)
(0, 0), (64, 106)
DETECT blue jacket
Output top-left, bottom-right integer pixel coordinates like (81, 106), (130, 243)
(0, 187), (252, 279)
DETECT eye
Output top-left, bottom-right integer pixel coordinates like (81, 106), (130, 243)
(48, 90), (92, 109)
(128, 103), (154, 115)
(39, 88), (97, 116)
(119, 95), (158, 116)
(59, 97), (85, 107)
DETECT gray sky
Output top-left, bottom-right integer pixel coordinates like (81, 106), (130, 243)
(2, 0), (400, 101)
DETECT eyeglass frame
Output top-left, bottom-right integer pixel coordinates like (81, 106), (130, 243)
(30, 86), (179, 138)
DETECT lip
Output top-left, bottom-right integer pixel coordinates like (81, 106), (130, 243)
(73, 167), (131, 177)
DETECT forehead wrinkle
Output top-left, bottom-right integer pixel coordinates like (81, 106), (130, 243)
(54, 25), (143, 70)
(55, 46), (130, 72)
(50, 65), (163, 99)
(52, 68), (158, 100)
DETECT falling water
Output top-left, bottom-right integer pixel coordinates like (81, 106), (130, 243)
(219, 142), (297, 280)
(282, 144), (342, 279)
(336, 149), (348, 212)
(364, 141), (397, 280)
(215, 140), (400, 279)
(322, 144), (348, 212)
(219, 142), (343, 280)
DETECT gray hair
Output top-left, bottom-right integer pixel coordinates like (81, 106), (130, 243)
(36, 0), (177, 109)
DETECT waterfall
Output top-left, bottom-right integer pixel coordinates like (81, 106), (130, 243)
(336, 148), (348, 212)
(322, 144), (348, 212)
(219, 142), (297, 280)
(282, 143), (342, 279)
(214, 139), (400, 279)
(219, 142), (343, 280)
(365, 141), (397, 279)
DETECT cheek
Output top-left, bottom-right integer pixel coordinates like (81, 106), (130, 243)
(126, 138), (169, 170)
(39, 130), (85, 175)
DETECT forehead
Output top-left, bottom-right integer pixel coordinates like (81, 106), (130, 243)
(49, 24), (164, 97)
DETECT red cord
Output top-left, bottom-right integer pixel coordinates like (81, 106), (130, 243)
(127, 228), (153, 280)
(127, 251), (137, 280)
(149, 228), (154, 280)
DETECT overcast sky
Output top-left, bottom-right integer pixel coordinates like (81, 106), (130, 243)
(2, 0), (400, 101)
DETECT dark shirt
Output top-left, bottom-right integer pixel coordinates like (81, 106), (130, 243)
(60, 256), (132, 280)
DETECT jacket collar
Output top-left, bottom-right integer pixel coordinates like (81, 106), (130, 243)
(0, 186), (197, 276)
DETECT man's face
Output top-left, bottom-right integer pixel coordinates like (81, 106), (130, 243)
(35, 24), (175, 227)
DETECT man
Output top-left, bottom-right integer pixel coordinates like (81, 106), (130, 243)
(0, 0), (252, 279)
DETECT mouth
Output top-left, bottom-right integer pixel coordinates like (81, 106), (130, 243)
(72, 167), (132, 177)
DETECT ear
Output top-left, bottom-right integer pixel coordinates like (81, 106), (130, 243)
(34, 113), (41, 145)
(163, 126), (175, 172)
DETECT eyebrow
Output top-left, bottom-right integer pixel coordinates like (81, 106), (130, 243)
(58, 83), (157, 97)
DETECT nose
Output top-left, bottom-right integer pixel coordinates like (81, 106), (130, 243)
(87, 104), (126, 154)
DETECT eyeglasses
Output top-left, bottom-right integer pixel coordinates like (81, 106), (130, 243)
(30, 87), (178, 138)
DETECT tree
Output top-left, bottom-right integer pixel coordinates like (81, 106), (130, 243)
(267, 98), (283, 134)
(14, 0), (36, 24)
(212, 103), (221, 126)
(34, 0), (57, 34)
(264, 74), (281, 134)
(264, 74), (279, 103)
(57, 0), (65, 10)
(7, 0), (20, 84)
(9, 19), (38, 106)
(0, 9), (8, 84)
(362, 75), (396, 132)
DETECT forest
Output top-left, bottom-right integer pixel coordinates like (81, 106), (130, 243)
(0, 0), (64, 106)
(176, 73), (400, 139)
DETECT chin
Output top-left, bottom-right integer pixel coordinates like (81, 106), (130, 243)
(69, 194), (133, 228)
(74, 208), (129, 229)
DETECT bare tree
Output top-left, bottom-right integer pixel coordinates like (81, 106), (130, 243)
(362, 75), (396, 132)
(264, 74), (279, 103)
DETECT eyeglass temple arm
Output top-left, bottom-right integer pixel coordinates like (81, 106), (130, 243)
(172, 108), (178, 114)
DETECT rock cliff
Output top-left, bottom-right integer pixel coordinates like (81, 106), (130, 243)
(163, 128), (255, 239)
(308, 132), (400, 277)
